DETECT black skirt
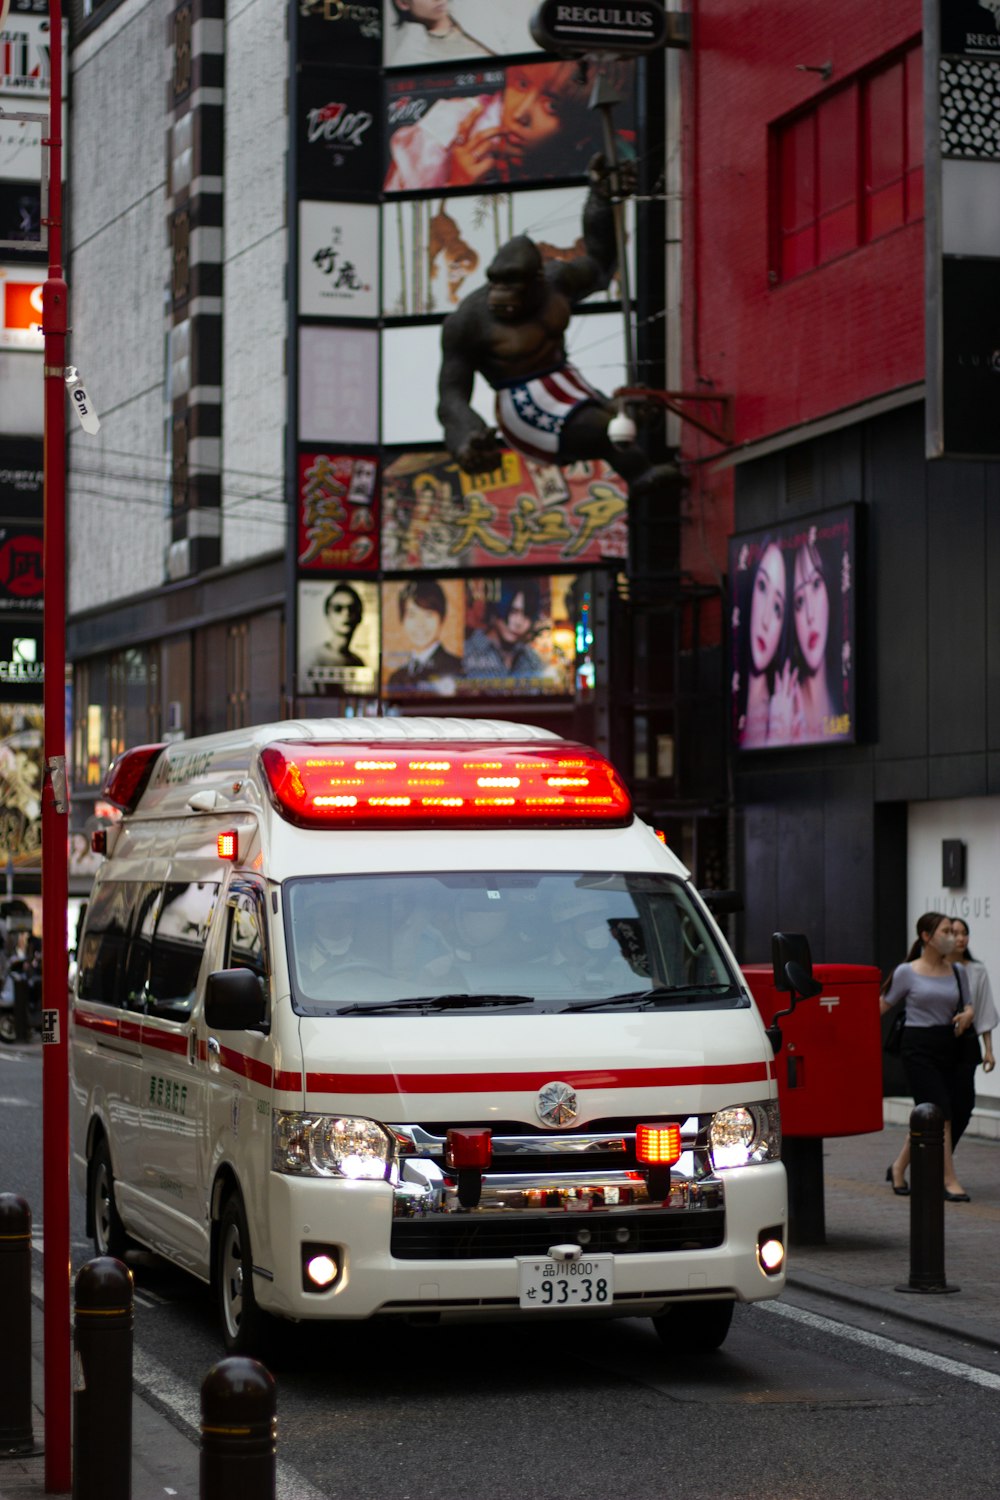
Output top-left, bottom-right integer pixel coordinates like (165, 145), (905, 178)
(900, 1024), (966, 1119)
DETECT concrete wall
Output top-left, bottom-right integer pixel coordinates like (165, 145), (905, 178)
(67, 0), (169, 614)
(220, 0), (287, 567)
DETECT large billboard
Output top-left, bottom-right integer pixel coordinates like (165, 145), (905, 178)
(382, 448), (628, 570)
(0, 704), (42, 871)
(382, 571), (577, 699)
(382, 0), (540, 68)
(382, 186), (633, 317)
(298, 326), (380, 444)
(383, 59), (635, 193)
(297, 0), (382, 69)
(728, 507), (857, 751)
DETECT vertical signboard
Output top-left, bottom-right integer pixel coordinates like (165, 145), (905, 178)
(925, 0), (1000, 458)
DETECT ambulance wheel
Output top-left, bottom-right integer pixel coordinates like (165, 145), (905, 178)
(651, 1298), (734, 1354)
(216, 1191), (274, 1357)
(89, 1136), (130, 1259)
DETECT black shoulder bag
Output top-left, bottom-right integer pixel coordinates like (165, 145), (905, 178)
(955, 966), (982, 1066)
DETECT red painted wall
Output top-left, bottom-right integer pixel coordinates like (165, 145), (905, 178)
(681, 0), (923, 454)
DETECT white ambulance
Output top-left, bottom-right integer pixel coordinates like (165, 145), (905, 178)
(70, 717), (788, 1356)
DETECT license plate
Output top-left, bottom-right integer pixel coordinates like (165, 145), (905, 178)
(516, 1255), (614, 1310)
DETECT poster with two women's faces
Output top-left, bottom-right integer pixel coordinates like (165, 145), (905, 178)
(728, 507), (857, 751)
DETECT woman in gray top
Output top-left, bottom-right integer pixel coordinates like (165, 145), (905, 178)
(880, 912), (976, 1201)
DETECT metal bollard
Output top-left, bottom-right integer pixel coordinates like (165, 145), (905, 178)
(73, 1257), (134, 1500)
(0, 1194), (35, 1457)
(896, 1102), (959, 1295)
(201, 1357), (277, 1500)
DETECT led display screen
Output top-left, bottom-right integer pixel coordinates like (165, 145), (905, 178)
(383, 59), (635, 193)
(728, 507), (857, 751)
(382, 0), (540, 69)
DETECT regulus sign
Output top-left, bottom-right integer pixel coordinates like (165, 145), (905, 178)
(65, 367), (101, 435)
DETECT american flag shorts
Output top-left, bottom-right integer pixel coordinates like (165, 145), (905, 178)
(494, 363), (602, 463)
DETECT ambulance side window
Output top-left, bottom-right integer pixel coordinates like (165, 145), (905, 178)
(121, 882), (161, 1012)
(77, 880), (143, 1008)
(225, 885), (270, 986)
(146, 881), (220, 1022)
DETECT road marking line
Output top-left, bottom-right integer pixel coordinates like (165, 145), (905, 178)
(0, 1095), (31, 1104)
(762, 1299), (1000, 1390)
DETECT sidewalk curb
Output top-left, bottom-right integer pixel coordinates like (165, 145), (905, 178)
(786, 1269), (1000, 1354)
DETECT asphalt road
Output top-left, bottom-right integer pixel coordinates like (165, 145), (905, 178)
(5, 1040), (1000, 1500)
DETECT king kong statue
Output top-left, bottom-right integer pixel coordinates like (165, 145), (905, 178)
(437, 155), (676, 500)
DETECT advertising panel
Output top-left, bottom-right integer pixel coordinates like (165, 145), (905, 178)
(0, 436), (42, 521)
(382, 448), (627, 569)
(297, 577), (381, 697)
(299, 200), (380, 319)
(382, 186), (633, 316)
(728, 507), (856, 751)
(0, 110), (42, 183)
(0, 703), (42, 870)
(298, 325), (380, 444)
(940, 0), (1000, 57)
(297, 0), (382, 69)
(0, 182), (41, 248)
(0, 621), (42, 703)
(0, 264), (42, 348)
(297, 69), (382, 199)
(297, 452), (379, 573)
(926, 0), (1000, 457)
(0, 521), (42, 611)
(382, 571), (577, 699)
(383, 59), (635, 193)
(0, 10), (53, 98)
(382, 0), (540, 69)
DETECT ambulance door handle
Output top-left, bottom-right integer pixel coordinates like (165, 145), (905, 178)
(188, 1028), (198, 1063)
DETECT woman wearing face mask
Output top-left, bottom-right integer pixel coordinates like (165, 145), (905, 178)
(879, 913), (976, 1200)
(951, 918), (997, 1145)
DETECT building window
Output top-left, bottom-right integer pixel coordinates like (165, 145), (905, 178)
(772, 44), (922, 283)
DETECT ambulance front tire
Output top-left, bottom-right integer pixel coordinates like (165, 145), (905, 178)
(651, 1298), (734, 1354)
(216, 1190), (275, 1357)
(89, 1135), (130, 1260)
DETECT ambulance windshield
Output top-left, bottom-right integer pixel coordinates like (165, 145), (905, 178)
(284, 873), (743, 1016)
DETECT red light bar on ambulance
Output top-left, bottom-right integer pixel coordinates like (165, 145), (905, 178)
(102, 743), (166, 812)
(260, 740), (632, 830)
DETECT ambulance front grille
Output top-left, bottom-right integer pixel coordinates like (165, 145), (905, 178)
(389, 1208), (725, 1260)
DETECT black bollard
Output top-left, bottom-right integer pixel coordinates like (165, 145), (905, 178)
(201, 1357), (277, 1500)
(896, 1102), (959, 1295)
(73, 1257), (134, 1500)
(0, 1194), (35, 1457)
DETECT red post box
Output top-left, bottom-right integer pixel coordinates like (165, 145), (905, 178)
(742, 963), (883, 1138)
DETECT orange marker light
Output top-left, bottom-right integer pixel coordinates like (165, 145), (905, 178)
(636, 1123), (682, 1166)
(217, 831), (238, 861)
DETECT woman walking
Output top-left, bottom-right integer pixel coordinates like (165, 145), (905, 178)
(951, 917), (997, 1146)
(880, 912), (976, 1201)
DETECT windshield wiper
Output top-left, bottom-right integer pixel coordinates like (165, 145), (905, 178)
(560, 982), (735, 1014)
(335, 993), (536, 1015)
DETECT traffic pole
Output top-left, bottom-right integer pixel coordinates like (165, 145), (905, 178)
(896, 1102), (959, 1295)
(200, 1357), (277, 1500)
(41, 0), (72, 1488)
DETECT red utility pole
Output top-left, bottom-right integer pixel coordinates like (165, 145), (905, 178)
(40, 0), (71, 1488)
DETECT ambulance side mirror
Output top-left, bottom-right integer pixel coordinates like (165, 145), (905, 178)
(205, 968), (269, 1033)
(766, 932), (822, 1054)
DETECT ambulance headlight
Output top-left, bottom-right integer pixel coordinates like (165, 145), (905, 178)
(273, 1112), (393, 1179)
(709, 1100), (781, 1169)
